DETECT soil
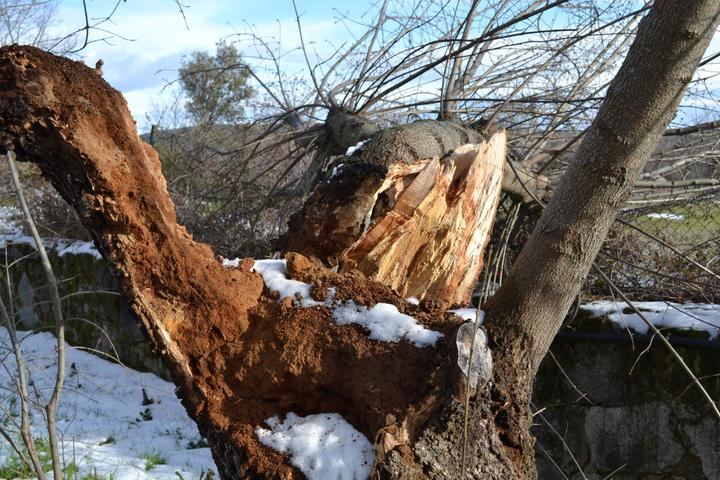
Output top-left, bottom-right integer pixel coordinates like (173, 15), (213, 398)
(0, 45), (467, 478)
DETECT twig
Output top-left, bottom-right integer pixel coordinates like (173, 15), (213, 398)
(532, 405), (589, 480)
(0, 251), (46, 478)
(460, 243), (496, 477)
(6, 149), (67, 479)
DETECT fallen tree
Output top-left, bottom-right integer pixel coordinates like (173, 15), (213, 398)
(0, 1), (718, 478)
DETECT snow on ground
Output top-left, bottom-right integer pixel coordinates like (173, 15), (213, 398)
(0, 206), (22, 235)
(0, 330), (216, 479)
(256, 412), (373, 480)
(0, 234), (102, 260)
(646, 212), (685, 220)
(582, 301), (720, 339)
(226, 258), (443, 348)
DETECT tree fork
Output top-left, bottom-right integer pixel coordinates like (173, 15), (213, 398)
(0, 0), (716, 476)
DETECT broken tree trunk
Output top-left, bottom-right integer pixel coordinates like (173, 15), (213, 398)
(4, 2), (712, 474)
(0, 45), (524, 479)
(278, 137), (505, 307)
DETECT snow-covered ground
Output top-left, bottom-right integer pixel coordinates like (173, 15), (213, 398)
(0, 330), (216, 479)
(582, 301), (720, 339)
(645, 212), (685, 221)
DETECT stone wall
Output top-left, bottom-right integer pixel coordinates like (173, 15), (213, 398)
(533, 333), (720, 479)
(1, 240), (169, 379)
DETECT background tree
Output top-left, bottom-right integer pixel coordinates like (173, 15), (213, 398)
(152, 41), (298, 258)
(179, 41), (253, 125)
(1, 0), (55, 47)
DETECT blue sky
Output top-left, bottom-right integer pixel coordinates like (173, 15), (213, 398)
(54, 0), (371, 127)
(50, 1), (720, 130)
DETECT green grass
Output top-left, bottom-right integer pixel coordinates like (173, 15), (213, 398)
(142, 449), (167, 471)
(0, 439), (121, 480)
(627, 202), (720, 246)
(0, 455), (35, 479)
(64, 461), (80, 478)
(81, 470), (118, 480)
(0, 437), (53, 478)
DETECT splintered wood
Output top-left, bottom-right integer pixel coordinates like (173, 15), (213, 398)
(341, 133), (506, 306)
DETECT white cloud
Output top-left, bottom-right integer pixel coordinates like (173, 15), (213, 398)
(51, 0), (347, 130)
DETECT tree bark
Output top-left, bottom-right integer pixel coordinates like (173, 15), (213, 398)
(0, 45), (511, 479)
(299, 113), (548, 204)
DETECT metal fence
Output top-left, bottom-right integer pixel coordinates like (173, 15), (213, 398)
(591, 188), (720, 303)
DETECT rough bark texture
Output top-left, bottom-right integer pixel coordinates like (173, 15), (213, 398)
(296, 109), (381, 193)
(299, 115), (547, 204)
(0, 45), (518, 479)
(351, 119), (545, 205)
(274, 162), (389, 265)
(482, 1), (720, 472)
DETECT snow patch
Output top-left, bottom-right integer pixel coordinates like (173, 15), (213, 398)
(0, 234), (102, 259)
(345, 139), (369, 156)
(0, 330), (216, 478)
(56, 239), (102, 258)
(582, 301), (720, 339)
(252, 259), (329, 307)
(449, 307), (484, 323)
(333, 301), (442, 347)
(222, 257), (241, 268)
(242, 258), (442, 347)
(405, 296), (419, 305)
(329, 163), (345, 179)
(646, 212), (684, 221)
(255, 412), (373, 480)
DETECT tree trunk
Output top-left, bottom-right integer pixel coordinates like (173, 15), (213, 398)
(0, 45), (513, 479)
(0, 2), (717, 478)
(482, 0), (720, 468)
